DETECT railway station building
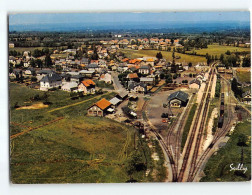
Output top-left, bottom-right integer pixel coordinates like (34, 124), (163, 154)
(167, 91), (189, 108)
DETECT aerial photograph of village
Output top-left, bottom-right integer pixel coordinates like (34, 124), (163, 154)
(8, 12), (251, 183)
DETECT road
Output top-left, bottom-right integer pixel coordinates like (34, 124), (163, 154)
(111, 71), (124, 92)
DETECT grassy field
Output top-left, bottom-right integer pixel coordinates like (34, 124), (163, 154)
(121, 49), (206, 65)
(236, 69), (251, 83)
(9, 47), (54, 53)
(9, 83), (155, 183)
(201, 121), (251, 182)
(181, 103), (197, 151)
(186, 44), (251, 58)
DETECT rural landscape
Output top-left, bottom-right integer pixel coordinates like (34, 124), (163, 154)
(9, 12), (251, 183)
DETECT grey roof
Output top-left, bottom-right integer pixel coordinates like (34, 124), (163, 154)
(79, 70), (95, 74)
(190, 79), (201, 86)
(117, 90), (128, 99)
(37, 69), (55, 75)
(167, 91), (188, 103)
(81, 58), (89, 63)
(40, 73), (62, 83)
(71, 74), (84, 79)
(109, 97), (122, 105)
(128, 82), (147, 90)
(87, 63), (99, 68)
(140, 77), (154, 82)
(140, 65), (150, 69)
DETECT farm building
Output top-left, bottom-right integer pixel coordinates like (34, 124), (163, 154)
(167, 91), (189, 107)
(242, 90), (251, 103)
(87, 98), (112, 117)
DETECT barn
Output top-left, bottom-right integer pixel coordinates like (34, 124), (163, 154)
(167, 91), (189, 107)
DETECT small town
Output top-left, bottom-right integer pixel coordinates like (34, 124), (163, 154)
(8, 12), (251, 183)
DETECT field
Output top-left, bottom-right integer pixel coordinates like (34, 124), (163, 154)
(201, 121), (251, 182)
(9, 47), (54, 53)
(235, 68), (251, 83)
(10, 83), (154, 183)
(121, 49), (207, 65)
(186, 44), (251, 58)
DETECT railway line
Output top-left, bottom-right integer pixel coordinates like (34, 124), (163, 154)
(187, 76), (235, 182)
(177, 66), (215, 182)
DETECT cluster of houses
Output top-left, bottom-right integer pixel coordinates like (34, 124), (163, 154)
(100, 38), (182, 51)
(37, 69), (113, 93)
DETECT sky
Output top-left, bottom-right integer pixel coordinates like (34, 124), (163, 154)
(9, 12), (250, 25)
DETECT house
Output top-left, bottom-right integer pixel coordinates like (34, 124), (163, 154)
(86, 63), (100, 72)
(81, 58), (89, 66)
(99, 73), (112, 84)
(79, 70), (95, 78)
(78, 79), (96, 94)
(189, 79), (201, 89)
(127, 73), (139, 81)
(87, 98), (112, 117)
(138, 65), (150, 75)
(40, 73), (62, 91)
(242, 90), (251, 103)
(167, 91), (189, 107)
(61, 82), (78, 92)
(24, 68), (35, 76)
(37, 69), (55, 81)
(129, 82), (147, 94)
(140, 77), (154, 85)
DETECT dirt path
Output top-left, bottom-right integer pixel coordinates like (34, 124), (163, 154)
(48, 92), (111, 113)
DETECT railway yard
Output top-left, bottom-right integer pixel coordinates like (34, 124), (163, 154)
(138, 63), (251, 182)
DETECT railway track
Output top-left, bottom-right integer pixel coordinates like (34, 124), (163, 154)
(178, 66), (215, 182)
(142, 98), (178, 181)
(187, 76), (234, 181)
(187, 70), (215, 180)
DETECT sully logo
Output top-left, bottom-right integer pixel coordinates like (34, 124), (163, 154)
(230, 163), (248, 174)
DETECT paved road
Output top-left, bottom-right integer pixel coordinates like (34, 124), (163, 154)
(111, 71), (124, 92)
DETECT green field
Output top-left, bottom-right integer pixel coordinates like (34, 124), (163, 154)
(236, 70), (251, 83)
(187, 44), (251, 58)
(9, 83), (158, 183)
(121, 49), (206, 65)
(201, 121), (251, 182)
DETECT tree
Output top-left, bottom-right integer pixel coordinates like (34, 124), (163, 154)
(35, 59), (43, 69)
(226, 50), (231, 55)
(44, 55), (52, 67)
(31, 76), (37, 82)
(242, 55), (251, 67)
(231, 78), (242, 98)
(188, 62), (192, 68)
(30, 58), (36, 68)
(156, 52), (163, 60)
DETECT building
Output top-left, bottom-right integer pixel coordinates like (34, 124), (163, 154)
(99, 73), (112, 84)
(242, 90), (251, 103)
(189, 79), (201, 89)
(140, 77), (154, 85)
(78, 79), (96, 94)
(87, 98), (112, 117)
(61, 82), (78, 92)
(167, 91), (189, 107)
(129, 82), (147, 94)
(138, 65), (150, 75)
(40, 73), (62, 91)
(109, 97), (122, 107)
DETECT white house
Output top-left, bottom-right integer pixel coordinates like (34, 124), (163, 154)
(61, 82), (78, 92)
(40, 73), (62, 91)
(99, 73), (112, 84)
